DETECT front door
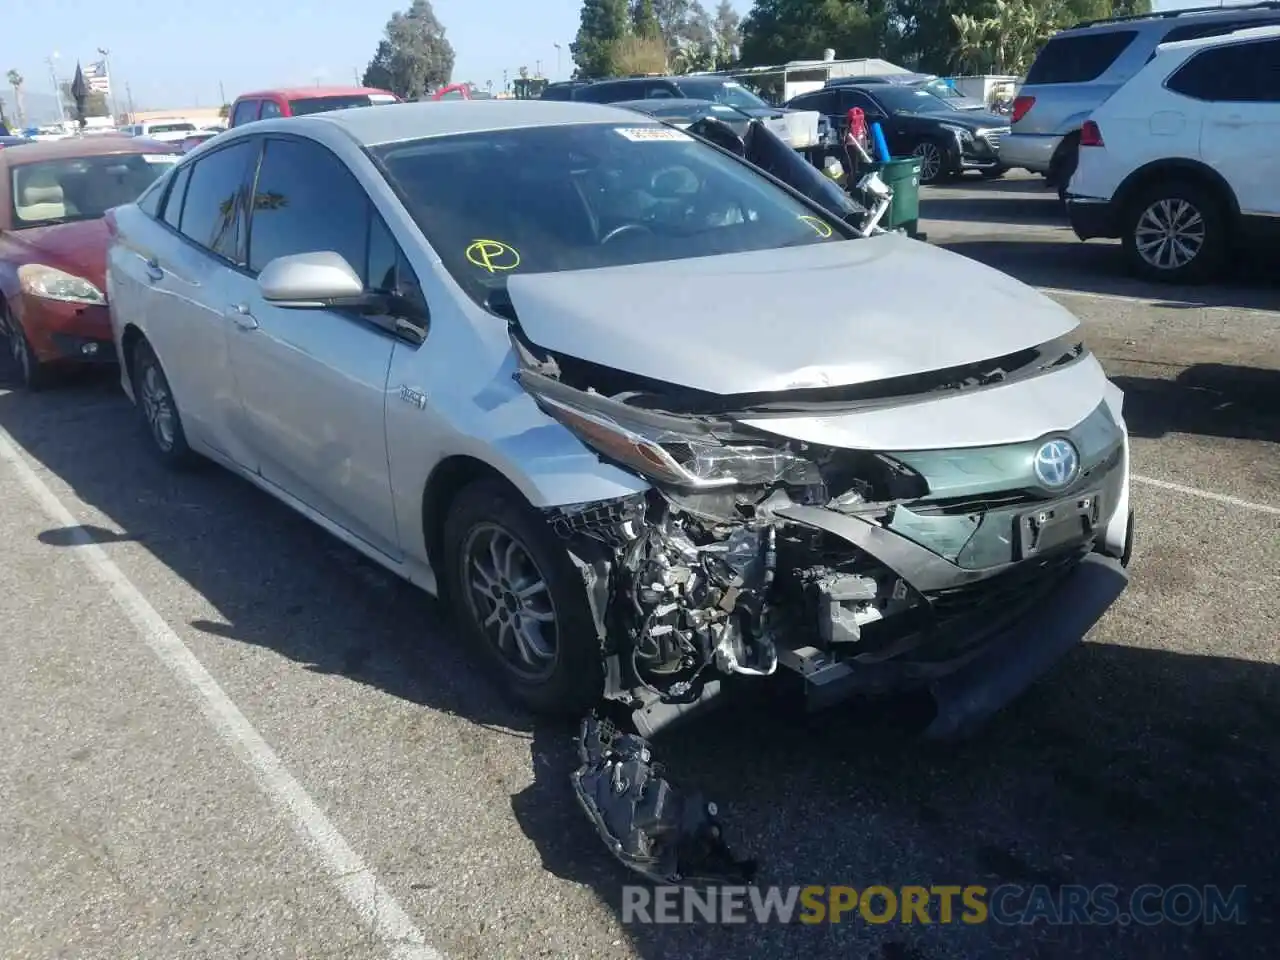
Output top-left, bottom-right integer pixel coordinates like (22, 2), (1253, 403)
(226, 135), (401, 559)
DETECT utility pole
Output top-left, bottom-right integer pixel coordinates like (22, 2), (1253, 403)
(97, 47), (118, 121)
(554, 43), (562, 80)
(536, 59), (542, 78)
(218, 80), (226, 107)
(353, 67), (361, 85)
(47, 52), (66, 122)
(125, 80), (136, 123)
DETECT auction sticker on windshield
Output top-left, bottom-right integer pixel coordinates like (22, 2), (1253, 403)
(614, 127), (692, 142)
(142, 154), (183, 164)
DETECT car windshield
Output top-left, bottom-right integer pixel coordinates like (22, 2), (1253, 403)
(148, 123), (196, 134)
(288, 95), (382, 115)
(677, 79), (770, 110)
(870, 86), (957, 114)
(923, 79), (963, 100)
(10, 152), (181, 228)
(373, 122), (842, 308)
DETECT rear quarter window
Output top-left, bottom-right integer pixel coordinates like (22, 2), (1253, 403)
(1025, 30), (1139, 84)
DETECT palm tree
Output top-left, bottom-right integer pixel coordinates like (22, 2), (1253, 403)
(5, 70), (23, 128)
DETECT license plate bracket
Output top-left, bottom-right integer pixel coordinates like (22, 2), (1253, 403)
(1016, 490), (1103, 559)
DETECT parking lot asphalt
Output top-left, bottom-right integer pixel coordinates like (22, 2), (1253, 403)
(1, 174), (1276, 960)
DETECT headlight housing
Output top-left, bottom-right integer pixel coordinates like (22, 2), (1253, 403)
(17, 263), (106, 305)
(939, 123), (973, 143)
(529, 388), (823, 491)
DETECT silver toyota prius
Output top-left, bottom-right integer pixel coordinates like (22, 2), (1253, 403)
(105, 99), (1135, 745)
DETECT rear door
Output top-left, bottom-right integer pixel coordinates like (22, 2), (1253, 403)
(228, 134), (403, 558)
(1183, 38), (1280, 218)
(135, 139), (260, 468)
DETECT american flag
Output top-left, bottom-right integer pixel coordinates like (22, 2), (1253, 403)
(84, 60), (111, 95)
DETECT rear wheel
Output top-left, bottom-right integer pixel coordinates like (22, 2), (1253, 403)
(132, 338), (197, 467)
(1122, 180), (1227, 284)
(1052, 134), (1080, 203)
(0, 303), (49, 391)
(441, 478), (604, 715)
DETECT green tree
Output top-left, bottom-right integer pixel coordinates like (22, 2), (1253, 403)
(632, 0), (662, 38)
(6, 70), (24, 129)
(711, 0), (741, 63)
(739, 0), (876, 67)
(363, 0), (455, 99)
(572, 0), (631, 78)
(218, 103), (230, 119)
(59, 81), (109, 118)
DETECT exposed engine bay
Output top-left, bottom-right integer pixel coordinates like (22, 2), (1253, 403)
(510, 325), (1132, 886)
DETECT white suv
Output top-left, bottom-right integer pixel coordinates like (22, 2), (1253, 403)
(1066, 25), (1280, 283)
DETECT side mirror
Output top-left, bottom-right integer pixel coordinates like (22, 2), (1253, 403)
(258, 251), (376, 310)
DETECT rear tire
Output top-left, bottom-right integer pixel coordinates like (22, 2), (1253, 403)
(1121, 179), (1227, 285)
(441, 478), (604, 716)
(132, 338), (197, 468)
(1052, 134), (1080, 204)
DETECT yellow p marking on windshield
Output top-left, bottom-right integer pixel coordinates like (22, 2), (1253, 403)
(799, 216), (833, 238)
(465, 239), (522, 273)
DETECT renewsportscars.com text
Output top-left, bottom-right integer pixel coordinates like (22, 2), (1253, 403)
(622, 884), (1249, 926)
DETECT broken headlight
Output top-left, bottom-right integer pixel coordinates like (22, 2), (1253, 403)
(532, 391), (823, 491)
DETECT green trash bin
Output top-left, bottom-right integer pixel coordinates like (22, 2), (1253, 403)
(868, 157), (924, 239)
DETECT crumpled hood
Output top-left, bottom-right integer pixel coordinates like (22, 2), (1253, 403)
(506, 234), (1082, 396)
(5, 219), (109, 291)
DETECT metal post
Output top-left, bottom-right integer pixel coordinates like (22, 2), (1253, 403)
(47, 54), (65, 122)
(554, 43), (562, 80)
(97, 47), (118, 122)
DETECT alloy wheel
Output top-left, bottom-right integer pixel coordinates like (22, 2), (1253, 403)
(461, 522), (559, 681)
(139, 363), (176, 451)
(912, 142), (943, 183)
(1135, 198), (1205, 272)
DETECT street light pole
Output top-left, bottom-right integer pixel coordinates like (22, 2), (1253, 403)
(554, 43), (562, 80)
(97, 47), (118, 122)
(47, 53), (65, 122)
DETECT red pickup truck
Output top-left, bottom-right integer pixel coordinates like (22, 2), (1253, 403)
(227, 86), (401, 127)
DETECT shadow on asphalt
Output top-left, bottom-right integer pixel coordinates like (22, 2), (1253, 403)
(1111, 364), (1280, 445)
(919, 189), (1066, 228)
(0, 360), (1276, 959)
(936, 235), (1280, 313)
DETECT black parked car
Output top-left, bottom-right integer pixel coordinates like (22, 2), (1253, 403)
(786, 83), (1010, 184)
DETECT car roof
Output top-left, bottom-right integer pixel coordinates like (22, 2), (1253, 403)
(1158, 21), (1280, 50)
(236, 86), (393, 101)
(610, 98), (717, 110)
(0, 135), (179, 169)
(1061, 2), (1280, 35)
(287, 99), (662, 146)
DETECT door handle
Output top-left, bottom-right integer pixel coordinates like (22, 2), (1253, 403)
(144, 257), (164, 282)
(226, 303), (259, 330)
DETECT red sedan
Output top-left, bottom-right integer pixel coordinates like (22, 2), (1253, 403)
(0, 137), (180, 388)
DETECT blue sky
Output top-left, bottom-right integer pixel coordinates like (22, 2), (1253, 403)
(0, 0), (1221, 112)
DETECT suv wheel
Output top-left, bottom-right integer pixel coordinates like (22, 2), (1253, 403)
(1122, 180), (1227, 284)
(912, 141), (950, 184)
(1052, 134), (1080, 203)
(441, 478), (604, 715)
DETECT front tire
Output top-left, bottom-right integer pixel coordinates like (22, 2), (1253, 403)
(912, 140), (952, 185)
(132, 338), (197, 467)
(1, 303), (49, 391)
(441, 478), (604, 715)
(1122, 180), (1227, 284)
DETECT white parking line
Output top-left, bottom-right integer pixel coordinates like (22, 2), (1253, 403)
(0, 429), (444, 960)
(1133, 473), (1280, 517)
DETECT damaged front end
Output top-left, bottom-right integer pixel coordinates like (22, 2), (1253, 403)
(511, 326), (1132, 881)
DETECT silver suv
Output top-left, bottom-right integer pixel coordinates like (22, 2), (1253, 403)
(1003, 1), (1280, 196)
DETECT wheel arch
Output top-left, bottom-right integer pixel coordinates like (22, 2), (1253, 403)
(420, 455), (529, 595)
(1113, 158), (1240, 221)
(120, 323), (147, 394)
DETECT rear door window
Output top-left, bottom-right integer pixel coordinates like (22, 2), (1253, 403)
(1169, 39), (1280, 103)
(574, 81), (640, 103)
(789, 91), (836, 113)
(178, 139), (257, 263)
(160, 163), (192, 228)
(1025, 30), (1139, 84)
(259, 99), (283, 119)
